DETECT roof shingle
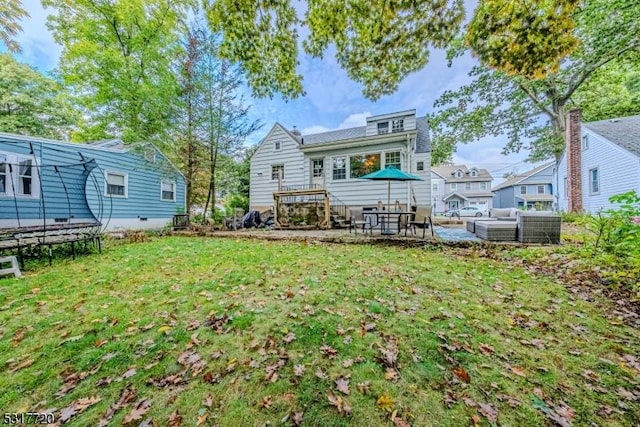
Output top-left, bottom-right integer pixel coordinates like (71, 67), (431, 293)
(584, 115), (640, 158)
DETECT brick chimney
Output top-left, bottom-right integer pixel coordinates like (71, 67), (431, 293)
(566, 109), (583, 212)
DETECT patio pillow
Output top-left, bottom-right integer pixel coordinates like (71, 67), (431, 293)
(490, 208), (517, 218)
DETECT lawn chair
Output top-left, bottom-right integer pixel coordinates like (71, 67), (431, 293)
(406, 206), (434, 238)
(349, 207), (372, 235)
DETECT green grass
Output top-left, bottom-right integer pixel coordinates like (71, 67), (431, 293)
(1, 236), (638, 426)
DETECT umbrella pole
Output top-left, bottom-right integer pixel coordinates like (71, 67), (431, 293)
(387, 180), (391, 233)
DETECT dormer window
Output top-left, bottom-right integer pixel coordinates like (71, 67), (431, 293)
(377, 122), (389, 134)
(470, 168), (478, 177)
(455, 170), (463, 178)
(391, 119), (404, 133)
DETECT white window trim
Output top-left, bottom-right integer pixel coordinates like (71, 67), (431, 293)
(450, 183), (457, 191)
(160, 179), (176, 202)
(582, 134), (589, 151)
(332, 156), (347, 180)
(589, 167), (600, 194)
(0, 151), (40, 199)
(537, 185), (545, 194)
(271, 164), (284, 181)
(104, 171), (128, 198)
(274, 141), (281, 151)
(520, 185), (527, 195)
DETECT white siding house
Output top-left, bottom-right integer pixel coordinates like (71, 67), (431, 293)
(249, 110), (432, 212)
(556, 115), (640, 213)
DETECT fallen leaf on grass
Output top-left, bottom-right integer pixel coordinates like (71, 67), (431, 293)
(327, 390), (352, 415)
(315, 367), (326, 379)
(292, 411), (304, 426)
(320, 344), (338, 359)
(59, 396), (101, 423)
(94, 339), (108, 348)
(531, 396), (575, 427)
(168, 410), (182, 426)
(98, 387), (136, 427)
(385, 367), (399, 381)
(203, 395), (214, 407)
(335, 376), (350, 395)
(477, 402), (498, 423)
(342, 359), (354, 368)
(452, 366), (471, 383)
(508, 365), (526, 377)
(357, 381), (371, 395)
(9, 358), (34, 373)
(377, 395), (394, 412)
(294, 364), (305, 377)
(478, 343), (494, 356)
(123, 398), (152, 424)
(121, 366), (137, 379)
(259, 395), (272, 409)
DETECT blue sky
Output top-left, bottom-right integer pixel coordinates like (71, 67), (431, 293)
(11, 0), (535, 179)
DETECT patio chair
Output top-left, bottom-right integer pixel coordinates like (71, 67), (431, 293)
(406, 206), (434, 238)
(349, 207), (372, 235)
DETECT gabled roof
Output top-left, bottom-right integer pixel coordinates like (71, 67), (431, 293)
(584, 114), (640, 158)
(492, 162), (554, 191)
(300, 117), (432, 152)
(302, 126), (367, 145)
(431, 164), (492, 182)
(443, 191), (468, 201)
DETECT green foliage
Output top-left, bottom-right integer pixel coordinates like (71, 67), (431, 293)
(432, 0), (640, 162)
(226, 194), (249, 214)
(0, 54), (80, 138)
(206, 0), (464, 100)
(43, 0), (193, 143)
(0, 0), (29, 53)
(466, 0), (579, 79)
(558, 211), (583, 224)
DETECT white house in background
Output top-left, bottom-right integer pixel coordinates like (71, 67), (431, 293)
(431, 165), (493, 213)
(556, 113), (640, 213)
(249, 110), (432, 212)
(492, 162), (555, 210)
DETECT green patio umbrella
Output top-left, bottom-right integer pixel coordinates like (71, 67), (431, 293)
(359, 166), (423, 233)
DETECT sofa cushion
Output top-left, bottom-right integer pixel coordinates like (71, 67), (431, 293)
(490, 208), (517, 218)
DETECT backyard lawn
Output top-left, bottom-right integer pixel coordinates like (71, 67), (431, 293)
(0, 236), (638, 426)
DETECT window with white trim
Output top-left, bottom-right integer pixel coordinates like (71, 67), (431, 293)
(332, 157), (346, 180)
(106, 172), (127, 197)
(455, 170), (463, 178)
(416, 161), (424, 171)
(520, 185), (527, 195)
(581, 135), (589, 150)
(377, 122), (389, 135)
(0, 152), (40, 198)
(0, 154), (6, 195)
(161, 180), (176, 201)
(432, 183), (438, 192)
(385, 151), (401, 169)
(271, 164), (284, 180)
(564, 178), (568, 199)
(589, 168), (599, 194)
(480, 182), (487, 190)
(537, 185), (545, 194)
(450, 183), (457, 191)
(275, 141), (281, 150)
(391, 119), (404, 133)
(18, 159), (34, 196)
(470, 169), (478, 177)
(465, 182), (471, 191)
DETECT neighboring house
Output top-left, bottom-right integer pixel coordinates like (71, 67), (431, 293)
(429, 170), (446, 214)
(492, 162), (555, 210)
(556, 112), (640, 213)
(249, 110), (432, 212)
(0, 132), (185, 231)
(431, 165), (493, 213)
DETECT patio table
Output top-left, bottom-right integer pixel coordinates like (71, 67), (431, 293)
(372, 211), (414, 235)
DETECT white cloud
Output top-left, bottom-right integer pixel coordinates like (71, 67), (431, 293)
(337, 112), (370, 129)
(301, 125), (331, 135)
(16, 0), (61, 72)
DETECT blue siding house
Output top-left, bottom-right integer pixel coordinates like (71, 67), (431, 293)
(0, 132), (185, 231)
(492, 162), (555, 210)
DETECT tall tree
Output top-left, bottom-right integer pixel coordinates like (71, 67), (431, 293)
(198, 34), (262, 219)
(0, 0), (29, 53)
(0, 54), (79, 138)
(42, 0), (193, 143)
(430, 0), (640, 163)
(204, 0), (464, 100)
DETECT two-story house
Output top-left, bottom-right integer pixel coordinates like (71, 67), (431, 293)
(492, 162), (555, 210)
(431, 165), (493, 213)
(249, 110), (432, 214)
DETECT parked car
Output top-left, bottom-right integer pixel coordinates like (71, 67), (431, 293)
(445, 206), (486, 217)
